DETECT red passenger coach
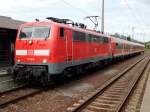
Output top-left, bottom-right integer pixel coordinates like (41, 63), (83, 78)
(110, 37), (144, 57)
(14, 17), (145, 84)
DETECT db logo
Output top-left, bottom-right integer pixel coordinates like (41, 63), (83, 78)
(27, 50), (34, 55)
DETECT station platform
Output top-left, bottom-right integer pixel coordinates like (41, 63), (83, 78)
(0, 66), (12, 76)
(140, 72), (150, 112)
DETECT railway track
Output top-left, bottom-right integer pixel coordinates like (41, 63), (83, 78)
(0, 85), (45, 108)
(67, 55), (150, 112)
(0, 54), (147, 110)
(0, 76), (54, 108)
(0, 76), (27, 93)
(0, 77), (42, 108)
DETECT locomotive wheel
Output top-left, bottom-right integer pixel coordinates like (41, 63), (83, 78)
(75, 65), (86, 75)
(63, 69), (73, 78)
(40, 74), (54, 86)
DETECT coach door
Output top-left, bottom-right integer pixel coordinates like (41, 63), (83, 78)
(65, 29), (73, 63)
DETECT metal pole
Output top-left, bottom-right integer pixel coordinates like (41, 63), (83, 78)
(101, 0), (104, 34)
(132, 26), (134, 39)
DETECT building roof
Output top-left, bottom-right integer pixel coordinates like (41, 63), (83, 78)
(0, 16), (25, 30)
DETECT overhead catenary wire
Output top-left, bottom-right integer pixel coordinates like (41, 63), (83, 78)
(121, 0), (149, 42)
(59, 0), (103, 31)
(122, 0), (146, 26)
(56, 0), (147, 41)
(60, 0), (92, 16)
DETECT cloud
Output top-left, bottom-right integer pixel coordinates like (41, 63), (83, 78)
(120, 0), (129, 5)
(0, 0), (149, 42)
(137, 0), (150, 4)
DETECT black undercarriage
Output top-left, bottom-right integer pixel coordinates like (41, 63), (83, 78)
(13, 52), (143, 85)
(13, 65), (52, 85)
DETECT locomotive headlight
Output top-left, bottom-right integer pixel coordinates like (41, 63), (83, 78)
(17, 59), (21, 62)
(28, 40), (33, 45)
(43, 59), (47, 63)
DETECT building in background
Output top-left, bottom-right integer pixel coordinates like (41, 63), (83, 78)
(0, 16), (24, 67)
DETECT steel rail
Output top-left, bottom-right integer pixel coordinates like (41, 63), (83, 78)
(0, 87), (46, 108)
(67, 55), (149, 112)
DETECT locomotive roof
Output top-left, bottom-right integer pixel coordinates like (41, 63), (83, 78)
(0, 16), (25, 30)
(21, 20), (144, 47)
(21, 20), (102, 36)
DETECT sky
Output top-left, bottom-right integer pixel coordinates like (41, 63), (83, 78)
(0, 0), (149, 42)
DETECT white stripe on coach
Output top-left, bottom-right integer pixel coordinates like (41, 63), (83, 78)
(34, 50), (49, 56)
(16, 50), (27, 56)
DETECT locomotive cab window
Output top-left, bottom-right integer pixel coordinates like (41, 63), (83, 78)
(60, 28), (64, 38)
(20, 26), (50, 39)
(19, 27), (32, 39)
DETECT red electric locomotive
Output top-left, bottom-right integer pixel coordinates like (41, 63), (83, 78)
(14, 17), (144, 84)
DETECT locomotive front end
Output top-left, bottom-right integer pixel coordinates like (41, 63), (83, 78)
(14, 22), (53, 84)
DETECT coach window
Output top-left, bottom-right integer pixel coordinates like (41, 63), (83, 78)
(95, 36), (99, 43)
(79, 32), (86, 42)
(73, 31), (79, 41)
(104, 37), (109, 43)
(91, 36), (95, 42)
(92, 36), (96, 42)
(97, 37), (101, 43)
(85, 33), (89, 42)
(98, 36), (103, 43)
(60, 28), (64, 38)
(125, 44), (128, 49)
(116, 43), (119, 49)
(88, 34), (92, 42)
